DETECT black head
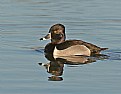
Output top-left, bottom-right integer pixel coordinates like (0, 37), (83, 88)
(40, 24), (66, 44)
(49, 24), (66, 44)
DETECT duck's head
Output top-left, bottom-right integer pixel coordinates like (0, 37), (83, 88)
(40, 24), (66, 44)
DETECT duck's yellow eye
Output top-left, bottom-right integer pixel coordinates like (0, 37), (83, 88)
(54, 30), (58, 33)
(54, 30), (63, 34)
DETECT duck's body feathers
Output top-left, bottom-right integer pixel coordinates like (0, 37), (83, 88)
(45, 40), (108, 56)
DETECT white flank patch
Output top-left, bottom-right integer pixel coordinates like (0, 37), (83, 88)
(53, 45), (91, 58)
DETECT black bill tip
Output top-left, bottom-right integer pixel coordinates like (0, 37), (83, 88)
(40, 38), (43, 40)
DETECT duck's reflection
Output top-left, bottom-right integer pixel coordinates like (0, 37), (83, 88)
(39, 54), (108, 81)
(42, 60), (64, 81)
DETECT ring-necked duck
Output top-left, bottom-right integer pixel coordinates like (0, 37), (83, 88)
(40, 24), (108, 56)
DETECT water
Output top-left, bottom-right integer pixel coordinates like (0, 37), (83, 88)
(0, 0), (121, 94)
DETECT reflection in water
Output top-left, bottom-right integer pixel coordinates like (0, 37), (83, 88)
(38, 54), (109, 81)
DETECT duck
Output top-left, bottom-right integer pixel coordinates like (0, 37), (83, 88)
(40, 24), (108, 57)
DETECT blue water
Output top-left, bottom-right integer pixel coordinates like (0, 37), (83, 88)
(0, 0), (121, 94)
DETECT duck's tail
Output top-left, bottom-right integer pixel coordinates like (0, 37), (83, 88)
(101, 48), (108, 51)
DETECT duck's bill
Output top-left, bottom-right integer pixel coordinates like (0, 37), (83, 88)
(40, 33), (51, 40)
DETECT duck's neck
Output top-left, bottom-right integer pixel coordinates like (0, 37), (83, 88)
(51, 37), (65, 44)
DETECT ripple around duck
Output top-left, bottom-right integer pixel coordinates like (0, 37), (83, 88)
(35, 48), (44, 53)
(104, 49), (121, 60)
(30, 46), (44, 53)
(34, 47), (121, 61)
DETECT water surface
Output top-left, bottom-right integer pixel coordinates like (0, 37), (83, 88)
(0, 0), (121, 94)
